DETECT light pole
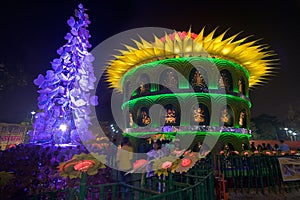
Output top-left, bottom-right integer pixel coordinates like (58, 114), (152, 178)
(30, 111), (36, 124)
(30, 111), (36, 143)
(284, 128), (288, 139)
(292, 131), (297, 141)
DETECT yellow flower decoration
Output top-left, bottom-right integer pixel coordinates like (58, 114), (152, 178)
(58, 153), (106, 179)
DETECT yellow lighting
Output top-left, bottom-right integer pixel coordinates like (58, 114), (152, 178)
(106, 28), (278, 91)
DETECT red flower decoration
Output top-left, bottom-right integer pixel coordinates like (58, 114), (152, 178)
(254, 150), (259, 154)
(220, 151), (224, 154)
(73, 160), (95, 171)
(181, 158), (192, 167)
(290, 150), (296, 154)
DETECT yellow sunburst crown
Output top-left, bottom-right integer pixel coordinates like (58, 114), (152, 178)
(106, 27), (278, 91)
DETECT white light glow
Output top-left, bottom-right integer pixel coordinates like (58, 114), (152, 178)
(59, 124), (68, 132)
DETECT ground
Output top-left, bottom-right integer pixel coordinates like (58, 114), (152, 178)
(228, 189), (300, 200)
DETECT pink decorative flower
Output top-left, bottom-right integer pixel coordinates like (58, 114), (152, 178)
(265, 151), (271, 155)
(161, 161), (173, 169)
(133, 159), (147, 169)
(160, 31), (199, 42)
(243, 152), (249, 156)
(220, 151), (224, 154)
(254, 150), (259, 154)
(233, 151), (239, 155)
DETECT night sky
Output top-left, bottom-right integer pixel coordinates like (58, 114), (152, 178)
(0, 0), (299, 123)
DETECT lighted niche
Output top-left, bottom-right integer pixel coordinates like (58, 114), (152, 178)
(191, 103), (210, 125)
(161, 104), (180, 126)
(136, 74), (151, 96)
(218, 69), (233, 92)
(238, 110), (247, 128)
(159, 69), (178, 92)
(220, 106), (233, 127)
(137, 107), (151, 127)
(238, 77), (246, 96)
(189, 68), (208, 93)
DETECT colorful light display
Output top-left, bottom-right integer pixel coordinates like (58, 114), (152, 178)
(105, 27), (278, 151)
(106, 28), (278, 91)
(33, 4), (97, 144)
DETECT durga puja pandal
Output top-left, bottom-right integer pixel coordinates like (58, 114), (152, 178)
(106, 28), (277, 152)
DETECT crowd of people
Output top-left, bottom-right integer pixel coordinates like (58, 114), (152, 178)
(249, 140), (291, 152)
(220, 140), (294, 157)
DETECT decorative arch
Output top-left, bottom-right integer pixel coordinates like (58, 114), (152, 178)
(124, 81), (133, 100)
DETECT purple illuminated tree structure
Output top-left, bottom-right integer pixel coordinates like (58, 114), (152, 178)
(33, 4), (97, 144)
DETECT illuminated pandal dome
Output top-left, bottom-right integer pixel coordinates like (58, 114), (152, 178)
(107, 28), (277, 91)
(105, 28), (278, 152)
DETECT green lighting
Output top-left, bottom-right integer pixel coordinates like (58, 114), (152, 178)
(122, 93), (251, 110)
(121, 57), (250, 87)
(124, 131), (251, 139)
(179, 78), (190, 89)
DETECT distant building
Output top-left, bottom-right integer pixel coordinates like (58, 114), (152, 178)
(0, 123), (27, 150)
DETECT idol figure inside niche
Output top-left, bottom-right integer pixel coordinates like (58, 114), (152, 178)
(218, 73), (230, 91)
(192, 71), (207, 89)
(164, 71), (177, 89)
(141, 111), (151, 125)
(239, 111), (246, 128)
(220, 108), (232, 126)
(165, 108), (176, 124)
(139, 82), (146, 94)
(129, 113), (133, 127)
(194, 107), (205, 123)
(238, 79), (243, 94)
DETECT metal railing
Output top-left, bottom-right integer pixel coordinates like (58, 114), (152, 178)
(29, 157), (215, 200)
(215, 155), (300, 194)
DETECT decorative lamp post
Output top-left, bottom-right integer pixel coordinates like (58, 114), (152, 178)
(30, 111), (36, 124)
(288, 130), (293, 141)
